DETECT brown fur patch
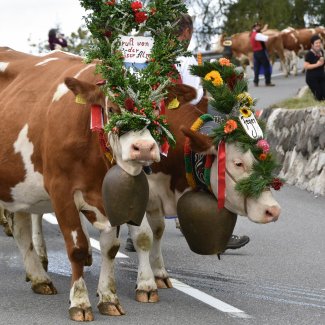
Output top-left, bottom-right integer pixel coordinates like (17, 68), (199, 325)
(108, 244), (120, 259)
(154, 226), (164, 240)
(136, 233), (151, 251)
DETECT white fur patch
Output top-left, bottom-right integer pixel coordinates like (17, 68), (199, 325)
(52, 82), (69, 102)
(71, 230), (79, 248)
(35, 58), (59, 66)
(0, 62), (9, 72)
(74, 190), (111, 232)
(3, 124), (51, 213)
(69, 277), (91, 309)
(74, 64), (96, 78)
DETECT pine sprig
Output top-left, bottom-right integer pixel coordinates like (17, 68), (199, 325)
(79, 0), (189, 146)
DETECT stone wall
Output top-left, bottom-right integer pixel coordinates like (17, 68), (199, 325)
(261, 107), (325, 196)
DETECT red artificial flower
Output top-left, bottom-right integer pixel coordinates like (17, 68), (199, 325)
(259, 153), (267, 161)
(124, 97), (135, 111)
(131, 1), (142, 11)
(104, 30), (112, 38)
(271, 178), (284, 191)
(135, 11), (148, 23)
(106, 0), (115, 5)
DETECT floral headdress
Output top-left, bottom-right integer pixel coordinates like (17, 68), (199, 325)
(191, 58), (284, 198)
(80, 0), (189, 146)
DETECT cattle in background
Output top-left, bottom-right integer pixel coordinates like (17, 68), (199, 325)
(281, 27), (325, 75)
(220, 30), (288, 76)
(0, 47), (197, 321)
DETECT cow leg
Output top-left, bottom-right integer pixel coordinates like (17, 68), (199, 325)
(0, 207), (13, 236)
(129, 217), (159, 303)
(80, 213), (93, 266)
(31, 214), (48, 271)
(53, 203), (94, 322)
(96, 227), (125, 315)
(9, 211), (57, 295)
(146, 210), (173, 289)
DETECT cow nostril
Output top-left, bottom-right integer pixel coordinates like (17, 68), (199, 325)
(149, 143), (155, 152)
(132, 144), (140, 152)
(266, 209), (273, 217)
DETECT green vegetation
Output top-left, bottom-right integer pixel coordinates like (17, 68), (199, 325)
(269, 88), (325, 109)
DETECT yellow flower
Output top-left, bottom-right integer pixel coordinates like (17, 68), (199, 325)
(218, 57), (231, 66)
(240, 107), (252, 118)
(204, 70), (223, 86)
(237, 92), (253, 106)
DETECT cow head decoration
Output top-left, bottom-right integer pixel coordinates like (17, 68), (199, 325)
(181, 58), (283, 224)
(64, 77), (161, 176)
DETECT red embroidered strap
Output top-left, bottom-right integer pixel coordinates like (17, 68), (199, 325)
(90, 104), (103, 132)
(217, 141), (226, 209)
(90, 104), (114, 163)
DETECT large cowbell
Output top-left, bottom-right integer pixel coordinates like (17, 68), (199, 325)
(177, 191), (237, 255)
(102, 165), (149, 226)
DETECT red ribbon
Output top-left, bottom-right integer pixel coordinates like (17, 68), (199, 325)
(90, 104), (103, 132)
(160, 99), (165, 115)
(217, 141), (226, 210)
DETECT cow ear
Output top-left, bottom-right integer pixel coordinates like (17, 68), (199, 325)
(64, 77), (105, 106)
(180, 126), (214, 153)
(165, 84), (197, 107)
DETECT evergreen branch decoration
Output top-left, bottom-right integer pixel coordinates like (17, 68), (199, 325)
(79, 0), (189, 146)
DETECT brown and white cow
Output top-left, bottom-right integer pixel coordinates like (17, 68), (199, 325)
(220, 30), (288, 76)
(0, 47), (192, 321)
(125, 96), (281, 299)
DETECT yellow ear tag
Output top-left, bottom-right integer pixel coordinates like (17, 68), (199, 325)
(75, 94), (86, 105)
(167, 97), (180, 110)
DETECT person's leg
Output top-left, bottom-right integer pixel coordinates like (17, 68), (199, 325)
(253, 53), (261, 86)
(307, 77), (323, 100)
(261, 51), (272, 85)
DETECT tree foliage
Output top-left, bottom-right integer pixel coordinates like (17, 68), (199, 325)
(222, 0), (325, 36)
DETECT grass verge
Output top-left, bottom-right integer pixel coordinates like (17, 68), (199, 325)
(268, 88), (325, 109)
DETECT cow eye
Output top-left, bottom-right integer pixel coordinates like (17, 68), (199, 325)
(235, 161), (243, 167)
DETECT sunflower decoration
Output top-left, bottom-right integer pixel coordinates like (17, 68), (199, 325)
(190, 58), (284, 198)
(79, 0), (190, 147)
(191, 60), (247, 115)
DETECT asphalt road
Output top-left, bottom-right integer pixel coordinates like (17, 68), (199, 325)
(0, 61), (324, 325)
(0, 185), (324, 325)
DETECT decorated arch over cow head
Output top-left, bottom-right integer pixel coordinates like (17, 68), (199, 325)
(80, 0), (191, 149)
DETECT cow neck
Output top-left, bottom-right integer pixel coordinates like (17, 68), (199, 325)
(184, 114), (216, 193)
(90, 104), (115, 166)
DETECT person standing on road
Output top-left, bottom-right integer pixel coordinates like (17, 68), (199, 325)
(250, 23), (275, 87)
(303, 34), (325, 101)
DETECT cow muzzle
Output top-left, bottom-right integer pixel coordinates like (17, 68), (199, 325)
(129, 140), (160, 162)
(264, 205), (281, 223)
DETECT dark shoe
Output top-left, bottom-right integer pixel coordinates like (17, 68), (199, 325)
(226, 235), (250, 250)
(254, 82), (259, 87)
(265, 83), (275, 87)
(125, 237), (136, 252)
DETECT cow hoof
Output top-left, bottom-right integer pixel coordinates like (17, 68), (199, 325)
(98, 302), (125, 316)
(155, 277), (173, 289)
(85, 253), (93, 267)
(32, 282), (58, 295)
(136, 289), (159, 303)
(69, 307), (94, 321)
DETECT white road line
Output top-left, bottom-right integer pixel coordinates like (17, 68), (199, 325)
(171, 278), (251, 319)
(43, 213), (58, 224)
(43, 213), (250, 317)
(89, 238), (128, 259)
(43, 213), (128, 258)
